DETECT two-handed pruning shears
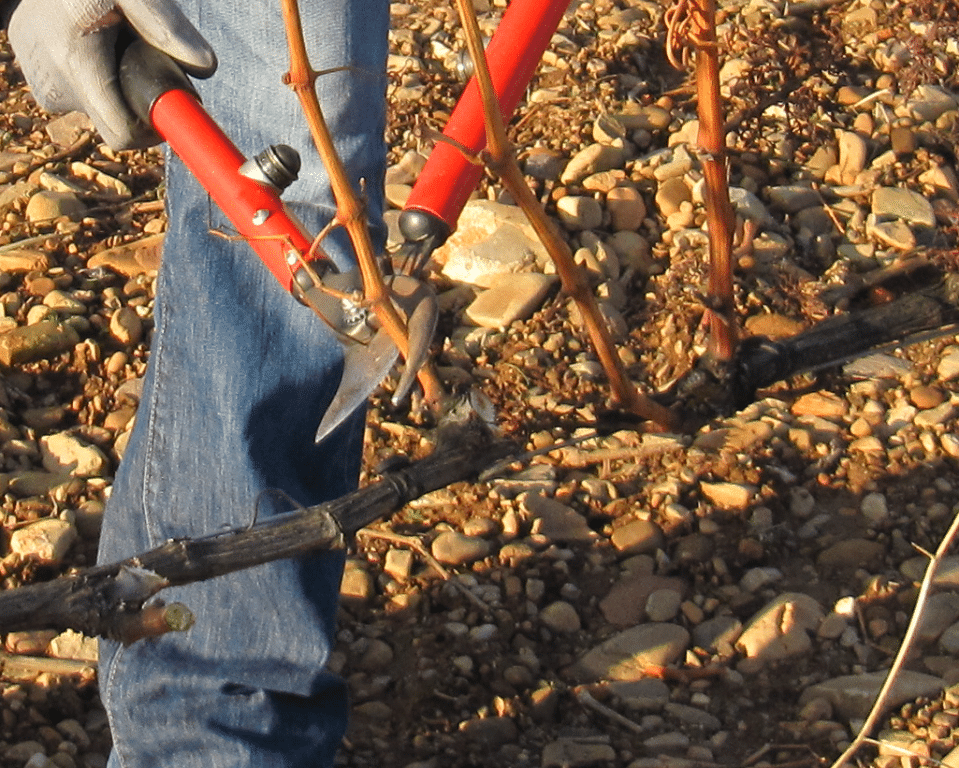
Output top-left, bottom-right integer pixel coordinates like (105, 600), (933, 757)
(117, 40), (436, 442)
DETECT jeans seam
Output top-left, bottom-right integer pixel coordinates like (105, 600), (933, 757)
(140, 166), (174, 549)
(101, 643), (128, 768)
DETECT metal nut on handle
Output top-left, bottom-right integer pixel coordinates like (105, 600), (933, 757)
(238, 145), (301, 192)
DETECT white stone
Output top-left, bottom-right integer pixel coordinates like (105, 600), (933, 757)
(9, 519), (78, 566)
(736, 592), (824, 661)
(464, 273), (557, 328)
(40, 432), (109, 477)
(556, 195), (603, 231)
(435, 200), (549, 287)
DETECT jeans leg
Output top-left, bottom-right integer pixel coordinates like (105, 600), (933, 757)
(97, 1), (388, 765)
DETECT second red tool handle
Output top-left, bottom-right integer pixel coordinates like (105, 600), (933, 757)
(403, 0), (570, 232)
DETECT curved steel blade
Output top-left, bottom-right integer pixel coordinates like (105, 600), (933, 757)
(315, 327), (400, 443)
(389, 275), (439, 406)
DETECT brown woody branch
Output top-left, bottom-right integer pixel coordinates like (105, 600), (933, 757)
(451, 0), (675, 431)
(0, 421), (511, 642)
(666, 0), (737, 362)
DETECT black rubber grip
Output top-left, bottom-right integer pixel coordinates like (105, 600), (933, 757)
(118, 39), (198, 125)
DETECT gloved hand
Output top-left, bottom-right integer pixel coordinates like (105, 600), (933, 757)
(8, 0), (217, 149)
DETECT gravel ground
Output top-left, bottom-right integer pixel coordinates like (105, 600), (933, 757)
(1, 1), (959, 767)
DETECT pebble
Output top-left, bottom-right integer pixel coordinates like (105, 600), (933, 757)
(867, 215), (916, 250)
(340, 560), (375, 604)
(736, 592), (824, 662)
(792, 391), (848, 419)
(560, 143), (627, 185)
(917, 592), (959, 644)
(430, 531), (490, 566)
(524, 493), (595, 543)
(832, 130), (868, 185)
(907, 84), (959, 122)
(384, 548), (414, 582)
(699, 481), (755, 510)
(539, 601), (581, 633)
(4, 742), (46, 764)
(607, 678), (671, 709)
(652, 146), (693, 181)
(523, 148), (565, 181)
(692, 616), (743, 652)
(0, 249), (49, 273)
(817, 538), (885, 570)
(817, 612), (850, 640)
(600, 574), (685, 627)
(943, 433), (959, 458)
(872, 186), (937, 228)
(914, 401), (957, 428)
(465, 273), (556, 328)
(859, 492), (889, 526)
(940, 622), (959, 655)
(664, 702), (722, 730)
(87, 234), (164, 277)
(542, 738), (615, 768)
(9, 519), (78, 566)
(890, 126), (917, 155)
(605, 186), (647, 230)
(789, 487), (816, 518)
(801, 670), (945, 719)
(40, 432), (109, 478)
(768, 184), (821, 214)
(615, 104), (672, 131)
(643, 731), (690, 751)
(609, 518), (665, 555)
(939, 349), (959, 380)
(45, 111), (94, 147)
(739, 567), (783, 593)
(24, 190), (85, 223)
(573, 623), (690, 682)
(109, 307), (144, 345)
(556, 195), (603, 230)
(4, 630), (57, 655)
(920, 163), (959, 199)
(645, 587), (682, 622)
(672, 532), (714, 564)
(846, 353), (911, 379)
(909, 384), (945, 409)
(434, 200), (548, 286)
(729, 186), (774, 226)
(0, 320), (80, 366)
(655, 176), (691, 217)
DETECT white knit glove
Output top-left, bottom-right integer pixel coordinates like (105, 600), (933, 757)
(8, 0), (216, 148)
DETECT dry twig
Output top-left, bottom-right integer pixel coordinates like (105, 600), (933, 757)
(356, 528), (493, 618)
(278, 0), (443, 406)
(829, 510), (959, 768)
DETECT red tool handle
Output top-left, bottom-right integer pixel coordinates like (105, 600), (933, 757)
(148, 90), (311, 291)
(402, 0), (569, 232)
(119, 40), (312, 293)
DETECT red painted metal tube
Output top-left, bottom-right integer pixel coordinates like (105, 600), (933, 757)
(403, 0), (569, 232)
(148, 89), (312, 292)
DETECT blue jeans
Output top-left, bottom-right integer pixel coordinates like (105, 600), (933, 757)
(97, 1), (388, 765)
